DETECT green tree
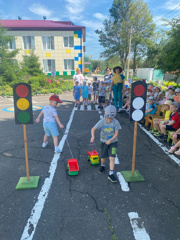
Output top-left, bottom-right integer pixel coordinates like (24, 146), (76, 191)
(157, 20), (180, 73)
(0, 25), (20, 83)
(96, 0), (132, 70)
(21, 51), (42, 76)
(129, 0), (156, 74)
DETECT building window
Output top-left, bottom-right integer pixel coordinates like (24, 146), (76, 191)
(64, 59), (74, 71)
(42, 36), (54, 50)
(8, 39), (16, 49)
(43, 59), (55, 73)
(22, 36), (35, 50)
(63, 36), (74, 48)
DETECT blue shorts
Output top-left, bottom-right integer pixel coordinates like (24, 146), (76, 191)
(43, 122), (59, 137)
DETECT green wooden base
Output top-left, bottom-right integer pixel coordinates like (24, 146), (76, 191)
(120, 170), (145, 182)
(16, 176), (40, 190)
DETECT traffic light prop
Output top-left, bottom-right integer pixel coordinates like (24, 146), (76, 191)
(121, 81), (147, 183)
(13, 83), (39, 190)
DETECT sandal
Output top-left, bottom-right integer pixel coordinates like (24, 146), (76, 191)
(174, 150), (180, 155)
(168, 147), (177, 154)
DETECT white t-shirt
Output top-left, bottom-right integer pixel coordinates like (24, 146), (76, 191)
(42, 105), (57, 122)
(73, 73), (84, 86)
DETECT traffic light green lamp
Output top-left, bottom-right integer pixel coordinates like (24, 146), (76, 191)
(13, 83), (40, 190)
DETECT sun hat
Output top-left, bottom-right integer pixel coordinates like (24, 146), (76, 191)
(167, 86), (175, 91)
(104, 105), (116, 118)
(164, 100), (172, 106)
(49, 95), (63, 103)
(171, 102), (179, 108)
(148, 96), (154, 100)
(175, 88), (180, 93)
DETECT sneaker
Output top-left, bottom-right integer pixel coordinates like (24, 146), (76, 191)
(54, 148), (62, 153)
(153, 132), (161, 136)
(158, 135), (167, 142)
(42, 141), (48, 148)
(99, 166), (105, 174)
(108, 174), (117, 183)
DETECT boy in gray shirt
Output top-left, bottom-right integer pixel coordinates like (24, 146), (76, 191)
(90, 105), (121, 183)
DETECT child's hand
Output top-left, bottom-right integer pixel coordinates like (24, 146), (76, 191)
(35, 118), (40, 123)
(105, 140), (111, 145)
(60, 124), (64, 129)
(90, 137), (94, 143)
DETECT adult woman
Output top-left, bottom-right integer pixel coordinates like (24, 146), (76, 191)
(73, 68), (84, 86)
(104, 67), (113, 82)
(110, 66), (125, 111)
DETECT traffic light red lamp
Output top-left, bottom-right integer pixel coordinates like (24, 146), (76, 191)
(13, 83), (40, 190)
(121, 81), (147, 182)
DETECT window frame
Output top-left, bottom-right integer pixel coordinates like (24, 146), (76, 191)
(41, 36), (55, 50)
(42, 59), (56, 73)
(8, 38), (16, 50)
(63, 59), (75, 71)
(63, 36), (74, 48)
(22, 36), (35, 50)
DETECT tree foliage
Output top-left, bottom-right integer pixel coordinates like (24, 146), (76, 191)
(21, 51), (42, 76)
(96, 0), (155, 74)
(0, 26), (20, 83)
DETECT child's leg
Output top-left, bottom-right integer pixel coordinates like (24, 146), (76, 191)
(109, 157), (115, 172)
(154, 120), (161, 132)
(160, 124), (167, 135)
(43, 134), (48, 143)
(53, 136), (59, 147)
(172, 134), (178, 144)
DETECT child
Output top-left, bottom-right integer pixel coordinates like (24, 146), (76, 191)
(81, 80), (88, 106)
(88, 82), (93, 104)
(98, 81), (106, 109)
(122, 88), (131, 113)
(73, 80), (81, 107)
(105, 81), (110, 105)
(90, 105), (121, 183)
(152, 100), (172, 136)
(165, 86), (175, 101)
(145, 96), (157, 116)
(154, 87), (163, 103)
(92, 77), (99, 104)
(158, 102), (179, 142)
(35, 95), (64, 153)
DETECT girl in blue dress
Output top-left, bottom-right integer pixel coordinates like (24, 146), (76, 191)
(81, 80), (88, 106)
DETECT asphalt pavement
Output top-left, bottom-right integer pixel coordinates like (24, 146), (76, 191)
(0, 92), (180, 240)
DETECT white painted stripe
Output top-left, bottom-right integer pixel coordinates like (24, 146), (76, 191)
(115, 154), (120, 164)
(128, 212), (151, 240)
(87, 104), (91, 110)
(117, 172), (130, 192)
(100, 115), (103, 119)
(95, 105), (98, 110)
(98, 111), (101, 114)
(138, 124), (180, 166)
(80, 104), (84, 111)
(20, 108), (76, 240)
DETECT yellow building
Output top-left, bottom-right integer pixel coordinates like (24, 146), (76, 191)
(1, 20), (86, 76)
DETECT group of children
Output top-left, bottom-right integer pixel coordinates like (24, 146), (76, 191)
(73, 76), (112, 109)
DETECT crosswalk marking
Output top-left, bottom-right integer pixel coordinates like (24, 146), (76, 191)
(117, 172), (130, 192)
(128, 212), (151, 240)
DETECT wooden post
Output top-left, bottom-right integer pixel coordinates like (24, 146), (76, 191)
(23, 124), (29, 180)
(132, 121), (138, 175)
(127, 26), (133, 82)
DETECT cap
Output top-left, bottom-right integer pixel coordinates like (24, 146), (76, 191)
(175, 88), (180, 93)
(104, 105), (116, 118)
(49, 95), (63, 103)
(83, 80), (86, 83)
(164, 100), (172, 106)
(75, 80), (79, 83)
(167, 86), (175, 91)
(148, 96), (154, 100)
(171, 102), (179, 108)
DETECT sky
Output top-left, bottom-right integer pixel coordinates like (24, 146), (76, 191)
(0, 0), (180, 60)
